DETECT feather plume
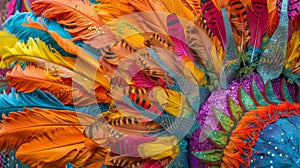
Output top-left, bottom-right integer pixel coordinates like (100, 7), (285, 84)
(285, 30), (300, 69)
(167, 14), (194, 62)
(211, 0), (229, 8)
(0, 31), (19, 55)
(185, 24), (223, 79)
(184, 0), (202, 14)
(247, 0), (269, 60)
(16, 127), (110, 168)
(94, 0), (135, 23)
(0, 88), (75, 117)
(277, 0), (300, 20)
(6, 64), (111, 105)
(3, 12), (79, 57)
(0, 108), (94, 152)
(138, 136), (178, 160)
(0, 37), (111, 90)
(151, 87), (196, 117)
(228, 0), (251, 52)
(201, 0), (227, 48)
(31, 0), (116, 47)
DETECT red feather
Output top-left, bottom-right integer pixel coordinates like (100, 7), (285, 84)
(201, 0), (227, 49)
(247, 0), (269, 50)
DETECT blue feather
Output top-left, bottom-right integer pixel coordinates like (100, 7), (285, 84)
(0, 88), (110, 117)
(3, 12), (84, 57)
(0, 88), (74, 118)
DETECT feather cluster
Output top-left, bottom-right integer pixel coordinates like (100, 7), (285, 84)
(0, 0), (299, 167)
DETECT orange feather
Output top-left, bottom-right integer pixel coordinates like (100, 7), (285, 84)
(6, 64), (111, 105)
(31, 0), (116, 47)
(0, 108), (94, 153)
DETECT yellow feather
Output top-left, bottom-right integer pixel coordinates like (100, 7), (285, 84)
(0, 31), (19, 55)
(138, 136), (178, 160)
(151, 87), (195, 117)
(285, 30), (300, 69)
(0, 37), (110, 90)
(181, 56), (207, 85)
(160, 0), (195, 20)
(108, 20), (145, 48)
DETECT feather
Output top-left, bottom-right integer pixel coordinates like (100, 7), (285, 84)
(94, 0), (135, 23)
(3, 12), (79, 57)
(0, 108), (94, 152)
(16, 127), (110, 168)
(107, 117), (161, 132)
(144, 32), (172, 50)
(110, 136), (157, 157)
(285, 30), (300, 70)
(289, 13), (300, 37)
(0, 37), (111, 90)
(201, 0), (227, 48)
(247, 0), (269, 61)
(0, 31), (19, 56)
(137, 136), (178, 160)
(211, 0), (229, 8)
(31, 0), (116, 48)
(267, 9), (280, 36)
(167, 14), (194, 62)
(228, 0), (251, 52)
(129, 63), (167, 89)
(151, 87), (196, 117)
(277, 0), (300, 20)
(186, 23), (223, 73)
(183, 0), (201, 14)
(128, 0), (169, 34)
(159, 0), (195, 20)
(6, 64), (111, 105)
(0, 88), (75, 117)
(7, 0), (17, 17)
(109, 156), (146, 167)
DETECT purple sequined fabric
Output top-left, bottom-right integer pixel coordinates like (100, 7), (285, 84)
(189, 73), (265, 168)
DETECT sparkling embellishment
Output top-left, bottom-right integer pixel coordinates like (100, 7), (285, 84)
(275, 146), (278, 150)
(280, 154), (283, 157)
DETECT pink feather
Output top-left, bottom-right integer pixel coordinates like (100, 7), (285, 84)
(7, 0), (17, 17)
(167, 14), (195, 62)
(201, 0), (227, 49)
(129, 63), (167, 89)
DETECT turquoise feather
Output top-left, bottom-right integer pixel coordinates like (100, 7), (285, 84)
(3, 12), (84, 57)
